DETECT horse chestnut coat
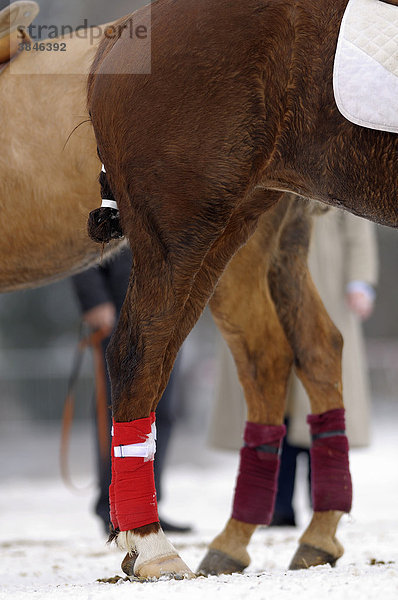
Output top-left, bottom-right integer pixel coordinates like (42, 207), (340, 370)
(87, 0), (398, 579)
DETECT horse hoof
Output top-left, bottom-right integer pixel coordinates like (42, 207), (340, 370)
(135, 554), (195, 579)
(121, 552), (138, 576)
(197, 549), (248, 576)
(289, 543), (339, 570)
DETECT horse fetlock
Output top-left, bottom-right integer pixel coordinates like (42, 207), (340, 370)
(299, 510), (344, 557)
(116, 529), (194, 579)
(332, 535), (344, 558)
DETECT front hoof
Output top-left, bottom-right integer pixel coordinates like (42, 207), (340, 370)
(289, 543), (339, 570)
(136, 554), (195, 579)
(197, 549), (248, 576)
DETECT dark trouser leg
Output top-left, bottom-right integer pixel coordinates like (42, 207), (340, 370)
(94, 336), (112, 529)
(273, 420), (310, 525)
(153, 354), (180, 503)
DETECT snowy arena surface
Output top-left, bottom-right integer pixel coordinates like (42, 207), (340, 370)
(1, 401), (397, 600)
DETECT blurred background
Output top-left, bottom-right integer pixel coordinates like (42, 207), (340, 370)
(0, 0), (397, 485)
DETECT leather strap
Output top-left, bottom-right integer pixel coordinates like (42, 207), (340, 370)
(60, 324), (110, 491)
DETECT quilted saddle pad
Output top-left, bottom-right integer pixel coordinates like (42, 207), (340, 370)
(333, 0), (398, 133)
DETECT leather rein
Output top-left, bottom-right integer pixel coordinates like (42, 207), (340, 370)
(60, 324), (110, 492)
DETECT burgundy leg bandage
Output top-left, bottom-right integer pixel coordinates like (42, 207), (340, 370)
(308, 408), (352, 513)
(232, 422), (286, 525)
(110, 412), (159, 531)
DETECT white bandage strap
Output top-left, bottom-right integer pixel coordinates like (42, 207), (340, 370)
(113, 422), (157, 461)
(101, 198), (118, 210)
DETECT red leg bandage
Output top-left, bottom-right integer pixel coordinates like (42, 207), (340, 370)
(232, 422), (286, 525)
(110, 412), (159, 531)
(308, 408), (352, 513)
(109, 429), (118, 529)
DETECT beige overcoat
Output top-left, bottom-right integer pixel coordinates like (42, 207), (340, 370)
(208, 208), (378, 450)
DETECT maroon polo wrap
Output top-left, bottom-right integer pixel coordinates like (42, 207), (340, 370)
(308, 408), (352, 513)
(232, 422), (286, 525)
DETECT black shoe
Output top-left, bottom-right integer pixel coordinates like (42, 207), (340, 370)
(269, 513), (296, 527)
(159, 517), (192, 533)
(95, 514), (111, 535)
(94, 500), (111, 535)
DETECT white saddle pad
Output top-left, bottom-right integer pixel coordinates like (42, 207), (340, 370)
(333, 0), (398, 133)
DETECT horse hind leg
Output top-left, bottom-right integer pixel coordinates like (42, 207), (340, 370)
(103, 193), (228, 577)
(104, 184), (276, 580)
(105, 250), (195, 579)
(113, 189), (283, 579)
(199, 208), (295, 575)
(152, 190), (282, 412)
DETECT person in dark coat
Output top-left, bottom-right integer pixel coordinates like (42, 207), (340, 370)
(71, 247), (191, 533)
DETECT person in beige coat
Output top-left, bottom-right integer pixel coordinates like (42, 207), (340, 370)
(208, 207), (378, 524)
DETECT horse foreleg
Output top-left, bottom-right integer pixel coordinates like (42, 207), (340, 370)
(199, 210), (294, 575)
(105, 249), (196, 579)
(268, 216), (350, 570)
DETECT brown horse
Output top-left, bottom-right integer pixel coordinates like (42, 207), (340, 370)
(0, 0), (393, 582)
(87, 0), (398, 580)
(1, 19), (343, 576)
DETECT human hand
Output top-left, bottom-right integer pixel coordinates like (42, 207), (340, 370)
(82, 302), (116, 335)
(346, 290), (374, 320)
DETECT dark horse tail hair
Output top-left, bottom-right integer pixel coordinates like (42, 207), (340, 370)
(87, 206), (123, 243)
(87, 169), (124, 243)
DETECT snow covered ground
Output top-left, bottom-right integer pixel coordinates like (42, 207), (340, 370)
(1, 400), (397, 599)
